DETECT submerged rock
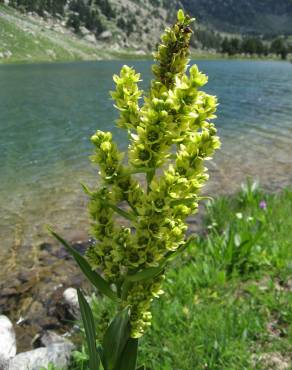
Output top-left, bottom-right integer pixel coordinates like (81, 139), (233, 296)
(0, 315), (16, 362)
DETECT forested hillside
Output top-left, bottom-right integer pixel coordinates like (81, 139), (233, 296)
(1, 0), (292, 63)
(181, 0), (292, 36)
(2, 0), (292, 38)
(0, 0), (180, 52)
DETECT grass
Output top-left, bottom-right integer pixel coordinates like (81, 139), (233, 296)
(67, 181), (292, 370)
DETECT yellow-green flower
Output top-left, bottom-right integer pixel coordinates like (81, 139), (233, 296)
(84, 9), (220, 339)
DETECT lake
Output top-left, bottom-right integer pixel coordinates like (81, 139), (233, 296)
(0, 60), (292, 279)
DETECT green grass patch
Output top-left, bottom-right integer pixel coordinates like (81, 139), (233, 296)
(68, 182), (292, 369)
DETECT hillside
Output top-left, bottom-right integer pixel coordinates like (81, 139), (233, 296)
(0, 0), (180, 63)
(1, 0), (292, 64)
(181, 0), (292, 36)
(0, 4), (118, 63)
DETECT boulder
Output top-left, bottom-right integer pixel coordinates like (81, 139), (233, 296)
(0, 316), (16, 362)
(7, 342), (74, 370)
(32, 330), (73, 349)
(98, 30), (112, 41)
(79, 26), (90, 36)
(46, 49), (56, 59)
(84, 34), (96, 44)
(42, 10), (51, 18)
(3, 51), (12, 58)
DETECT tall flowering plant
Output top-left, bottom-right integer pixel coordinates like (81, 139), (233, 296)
(51, 9), (220, 370)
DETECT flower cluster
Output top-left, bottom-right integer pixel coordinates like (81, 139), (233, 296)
(110, 65), (142, 130)
(85, 10), (220, 338)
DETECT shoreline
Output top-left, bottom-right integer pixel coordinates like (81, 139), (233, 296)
(0, 184), (291, 356)
(0, 51), (290, 66)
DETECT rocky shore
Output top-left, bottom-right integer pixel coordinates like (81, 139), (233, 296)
(0, 210), (203, 369)
(0, 241), (89, 352)
(0, 238), (92, 369)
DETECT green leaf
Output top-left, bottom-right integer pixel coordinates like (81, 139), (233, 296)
(103, 308), (130, 370)
(125, 264), (165, 283)
(97, 346), (105, 370)
(77, 289), (100, 370)
(49, 229), (118, 302)
(170, 198), (197, 207)
(118, 338), (138, 370)
(105, 203), (136, 221)
(81, 182), (93, 196)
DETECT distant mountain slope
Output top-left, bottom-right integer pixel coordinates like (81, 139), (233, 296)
(0, 1), (179, 63)
(0, 4), (114, 63)
(181, 0), (292, 35)
(1, 1), (292, 64)
(1, 0), (180, 52)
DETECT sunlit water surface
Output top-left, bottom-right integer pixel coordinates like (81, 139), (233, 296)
(0, 60), (292, 278)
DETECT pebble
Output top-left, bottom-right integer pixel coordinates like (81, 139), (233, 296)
(63, 287), (80, 319)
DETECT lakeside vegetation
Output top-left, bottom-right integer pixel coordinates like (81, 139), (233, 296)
(65, 182), (292, 369)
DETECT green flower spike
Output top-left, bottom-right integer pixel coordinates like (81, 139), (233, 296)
(84, 15), (219, 342)
(53, 9), (220, 368)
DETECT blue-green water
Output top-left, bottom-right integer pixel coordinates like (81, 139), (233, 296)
(0, 60), (292, 274)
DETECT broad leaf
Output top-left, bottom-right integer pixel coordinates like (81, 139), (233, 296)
(50, 229), (118, 301)
(97, 345), (105, 370)
(125, 265), (164, 283)
(118, 338), (138, 370)
(77, 289), (100, 370)
(103, 308), (130, 370)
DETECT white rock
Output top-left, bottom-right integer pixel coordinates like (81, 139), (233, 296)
(46, 49), (56, 59)
(43, 10), (51, 18)
(135, 50), (146, 55)
(40, 331), (70, 347)
(0, 315), (16, 362)
(8, 342), (74, 370)
(3, 50), (12, 58)
(55, 13), (63, 20)
(63, 287), (80, 319)
(98, 30), (112, 40)
(84, 34), (96, 43)
(79, 26), (90, 36)
(53, 25), (64, 33)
